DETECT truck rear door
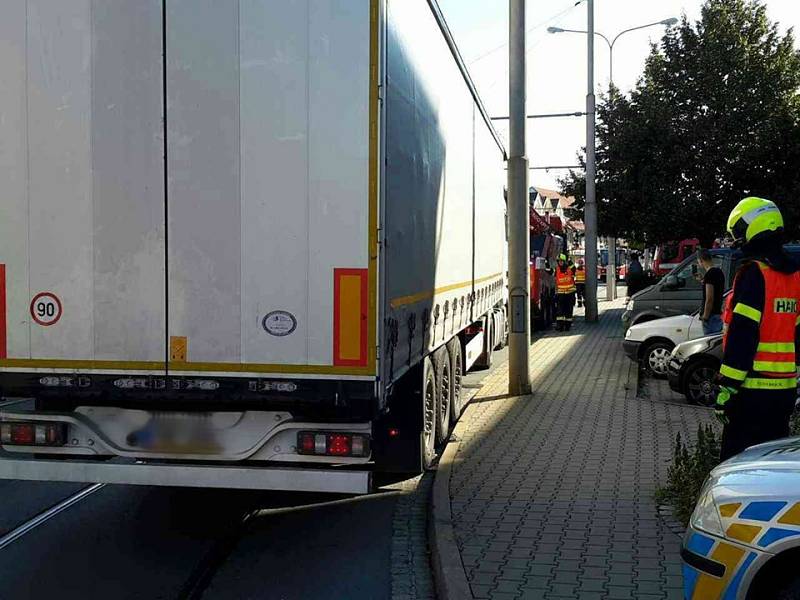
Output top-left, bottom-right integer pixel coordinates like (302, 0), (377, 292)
(1, 1), (375, 394)
(0, 1), (167, 379)
(164, 1), (374, 380)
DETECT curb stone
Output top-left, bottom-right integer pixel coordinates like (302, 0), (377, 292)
(430, 422), (474, 600)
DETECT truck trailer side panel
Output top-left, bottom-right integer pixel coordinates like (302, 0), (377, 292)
(382, 0), (506, 387)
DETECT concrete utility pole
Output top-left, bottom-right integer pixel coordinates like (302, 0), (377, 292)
(549, 18), (677, 303)
(507, 0), (532, 395)
(584, 0), (598, 322)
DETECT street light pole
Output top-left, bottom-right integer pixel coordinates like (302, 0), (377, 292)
(584, 0), (598, 322)
(507, 0), (531, 395)
(547, 18), (677, 304)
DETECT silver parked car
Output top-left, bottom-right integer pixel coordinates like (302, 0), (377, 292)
(667, 334), (723, 406)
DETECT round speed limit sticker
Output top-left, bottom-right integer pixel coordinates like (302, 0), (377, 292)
(30, 292), (63, 326)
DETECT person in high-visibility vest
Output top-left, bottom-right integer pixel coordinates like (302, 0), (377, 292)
(555, 254), (576, 332)
(574, 259), (587, 308)
(716, 197), (800, 460)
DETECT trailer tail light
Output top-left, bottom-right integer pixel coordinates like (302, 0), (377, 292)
(296, 431), (370, 458)
(1, 422), (66, 447)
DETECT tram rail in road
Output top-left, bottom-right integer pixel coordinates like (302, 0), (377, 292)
(0, 483), (104, 551)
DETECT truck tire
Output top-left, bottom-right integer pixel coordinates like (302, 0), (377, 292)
(447, 337), (464, 426)
(494, 308), (507, 350)
(433, 347), (451, 446)
(482, 317), (494, 368)
(422, 356), (437, 469)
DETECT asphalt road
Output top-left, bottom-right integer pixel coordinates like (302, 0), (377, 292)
(0, 350), (512, 600)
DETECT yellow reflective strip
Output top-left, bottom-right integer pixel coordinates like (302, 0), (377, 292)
(338, 274), (363, 361)
(753, 361), (797, 373)
(742, 377), (798, 390)
(720, 364), (748, 381)
(719, 503), (741, 518)
(726, 523), (762, 544)
(758, 342), (795, 353)
(693, 542), (746, 600)
(778, 502), (800, 526)
(733, 303), (762, 323)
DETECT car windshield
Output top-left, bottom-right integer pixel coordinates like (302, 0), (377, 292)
(669, 254), (724, 290)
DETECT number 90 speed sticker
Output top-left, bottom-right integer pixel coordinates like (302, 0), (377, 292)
(30, 292), (63, 326)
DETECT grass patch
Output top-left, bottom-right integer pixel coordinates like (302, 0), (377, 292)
(656, 424), (721, 526)
(657, 413), (800, 526)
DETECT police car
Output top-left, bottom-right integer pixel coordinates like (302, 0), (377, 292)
(682, 436), (800, 599)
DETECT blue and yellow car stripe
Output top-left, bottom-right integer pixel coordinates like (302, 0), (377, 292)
(683, 500), (800, 599)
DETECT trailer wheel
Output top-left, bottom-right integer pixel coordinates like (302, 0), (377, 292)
(482, 317), (494, 368)
(494, 308), (507, 350)
(433, 347), (451, 446)
(422, 356), (437, 469)
(447, 337), (464, 426)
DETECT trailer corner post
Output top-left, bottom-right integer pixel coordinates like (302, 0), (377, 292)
(584, 0), (599, 323)
(507, 0), (532, 396)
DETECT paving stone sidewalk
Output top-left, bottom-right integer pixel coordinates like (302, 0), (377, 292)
(449, 298), (713, 600)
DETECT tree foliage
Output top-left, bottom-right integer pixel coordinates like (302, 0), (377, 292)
(562, 0), (800, 246)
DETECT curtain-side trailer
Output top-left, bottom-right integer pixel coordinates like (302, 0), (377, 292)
(0, 0), (507, 494)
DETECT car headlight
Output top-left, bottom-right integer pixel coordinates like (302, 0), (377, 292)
(626, 298), (635, 311)
(690, 487), (724, 537)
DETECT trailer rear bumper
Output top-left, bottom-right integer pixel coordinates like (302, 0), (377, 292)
(0, 457), (371, 494)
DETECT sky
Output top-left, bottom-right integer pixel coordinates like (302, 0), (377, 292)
(437, 0), (800, 190)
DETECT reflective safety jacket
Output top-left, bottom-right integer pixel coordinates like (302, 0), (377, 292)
(556, 267), (576, 294)
(575, 267), (586, 283)
(720, 260), (800, 391)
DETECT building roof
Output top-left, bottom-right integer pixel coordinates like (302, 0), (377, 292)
(530, 186), (576, 211)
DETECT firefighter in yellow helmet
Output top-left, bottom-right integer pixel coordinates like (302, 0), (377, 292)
(716, 197), (800, 460)
(555, 254), (576, 332)
(574, 258), (587, 308)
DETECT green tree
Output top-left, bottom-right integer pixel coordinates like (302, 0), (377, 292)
(562, 0), (800, 247)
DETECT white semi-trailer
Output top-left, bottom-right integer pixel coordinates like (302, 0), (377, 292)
(0, 0), (507, 494)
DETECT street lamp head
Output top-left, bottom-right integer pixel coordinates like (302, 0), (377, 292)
(661, 17), (679, 27)
(547, 26), (565, 34)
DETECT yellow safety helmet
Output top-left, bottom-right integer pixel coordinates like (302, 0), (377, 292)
(558, 254), (567, 261)
(727, 197), (784, 245)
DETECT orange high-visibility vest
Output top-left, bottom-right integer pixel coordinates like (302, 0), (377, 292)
(575, 267), (586, 283)
(556, 268), (576, 294)
(723, 261), (800, 389)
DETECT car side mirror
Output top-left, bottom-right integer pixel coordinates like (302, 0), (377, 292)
(664, 275), (679, 289)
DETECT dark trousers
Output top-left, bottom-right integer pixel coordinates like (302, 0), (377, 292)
(576, 283), (585, 306)
(556, 292), (575, 330)
(720, 388), (795, 461)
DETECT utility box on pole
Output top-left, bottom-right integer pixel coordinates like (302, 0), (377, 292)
(507, 0), (532, 395)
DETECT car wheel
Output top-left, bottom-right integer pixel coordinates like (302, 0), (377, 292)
(776, 576), (800, 600)
(641, 340), (674, 377)
(683, 359), (719, 407)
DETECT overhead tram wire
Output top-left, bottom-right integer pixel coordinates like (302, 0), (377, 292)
(468, 0), (587, 66)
